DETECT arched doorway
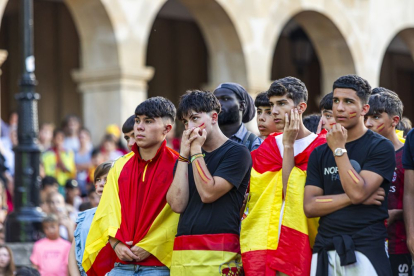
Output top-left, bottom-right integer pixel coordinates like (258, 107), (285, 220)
(379, 29), (414, 122)
(271, 11), (356, 114)
(0, 0), (80, 127)
(146, 0), (208, 106)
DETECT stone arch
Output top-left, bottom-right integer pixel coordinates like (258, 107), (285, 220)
(147, 0), (248, 89)
(379, 28), (414, 121)
(271, 10), (356, 98)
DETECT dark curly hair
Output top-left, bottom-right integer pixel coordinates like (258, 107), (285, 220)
(333, 75), (371, 104)
(371, 87), (399, 97)
(366, 91), (403, 119)
(319, 92), (333, 111)
(177, 90), (221, 121)
(122, 115), (135, 134)
(303, 114), (321, 133)
(135, 97), (176, 122)
(254, 92), (270, 107)
(267, 76), (308, 104)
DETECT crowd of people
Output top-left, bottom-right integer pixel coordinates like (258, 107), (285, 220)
(0, 74), (413, 275)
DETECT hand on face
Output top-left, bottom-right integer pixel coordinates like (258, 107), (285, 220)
(282, 109), (300, 147)
(326, 123), (348, 152)
(189, 127), (207, 154)
(180, 127), (198, 158)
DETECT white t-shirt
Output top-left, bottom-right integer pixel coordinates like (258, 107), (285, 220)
(275, 133), (318, 158)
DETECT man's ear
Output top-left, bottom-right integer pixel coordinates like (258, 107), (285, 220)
(360, 104), (370, 116)
(211, 111), (218, 124)
(392, 115), (400, 127)
(164, 123), (173, 135)
(297, 102), (307, 114)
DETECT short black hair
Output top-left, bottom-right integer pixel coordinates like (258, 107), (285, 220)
(319, 92), (333, 111)
(371, 87), (396, 96)
(303, 114), (321, 133)
(53, 128), (65, 138)
(135, 97), (176, 122)
(41, 176), (58, 190)
(122, 115), (135, 134)
(366, 91), (403, 119)
(267, 76), (308, 104)
(333, 75), (371, 104)
(255, 92), (270, 107)
(177, 90), (221, 121)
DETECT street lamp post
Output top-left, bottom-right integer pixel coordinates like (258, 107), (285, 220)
(5, 0), (44, 242)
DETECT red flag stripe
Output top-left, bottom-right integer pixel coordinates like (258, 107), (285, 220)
(173, 234), (240, 253)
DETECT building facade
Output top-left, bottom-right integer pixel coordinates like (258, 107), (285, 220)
(1, 0), (414, 144)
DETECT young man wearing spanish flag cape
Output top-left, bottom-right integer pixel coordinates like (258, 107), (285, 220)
(304, 75), (395, 275)
(240, 76), (326, 276)
(167, 90), (252, 275)
(365, 90), (413, 276)
(82, 97), (180, 276)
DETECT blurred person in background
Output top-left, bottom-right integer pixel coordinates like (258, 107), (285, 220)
(42, 129), (76, 194)
(46, 191), (75, 242)
(0, 125), (17, 176)
(65, 179), (82, 218)
(106, 124), (128, 154)
(30, 215), (71, 276)
(40, 176), (59, 213)
(166, 123), (180, 152)
(397, 117), (412, 139)
(75, 128), (93, 196)
(100, 134), (123, 161)
(0, 111), (17, 140)
(0, 244), (15, 276)
(86, 149), (104, 192)
(68, 162), (113, 276)
(63, 115), (82, 152)
(38, 123), (54, 152)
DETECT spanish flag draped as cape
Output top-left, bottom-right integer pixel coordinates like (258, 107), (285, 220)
(241, 131), (326, 276)
(82, 141), (180, 275)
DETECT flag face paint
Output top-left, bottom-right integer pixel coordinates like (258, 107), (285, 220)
(377, 123), (385, 132)
(349, 112), (357, 118)
(348, 169), (360, 184)
(315, 198), (333, 203)
(195, 160), (210, 183)
(198, 123), (205, 130)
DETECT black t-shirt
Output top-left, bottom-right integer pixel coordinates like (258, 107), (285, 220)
(305, 129), (395, 237)
(403, 129), (414, 170)
(176, 140), (252, 236)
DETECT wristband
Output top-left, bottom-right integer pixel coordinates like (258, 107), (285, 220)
(178, 155), (190, 163)
(190, 153), (205, 163)
(112, 240), (121, 251)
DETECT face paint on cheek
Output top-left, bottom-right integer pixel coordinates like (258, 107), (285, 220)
(377, 123), (385, 132)
(198, 123), (205, 130)
(349, 112), (357, 118)
(348, 169), (361, 184)
(315, 198), (333, 203)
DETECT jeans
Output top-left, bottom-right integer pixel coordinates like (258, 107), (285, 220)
(107, 263), (170, 276)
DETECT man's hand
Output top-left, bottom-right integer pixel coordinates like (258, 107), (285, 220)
(179, 127), (197, 158)
(282, 109), (300, 148)
(362, 187), (385, 206)
(326, 123), (347, 152)
(113, 241), (139, 262)
(190, 128), (207, 155)
(130, 245), (151, 262)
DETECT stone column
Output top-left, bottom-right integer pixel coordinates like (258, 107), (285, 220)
(72, 67), (154, 146)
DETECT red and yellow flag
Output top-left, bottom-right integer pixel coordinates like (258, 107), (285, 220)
(82, 141), (180, 275)
(241, 131), (326, 276)
(171, 233), (243, 276)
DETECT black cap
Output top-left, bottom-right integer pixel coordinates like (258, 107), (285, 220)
(65, 179), (79, 189)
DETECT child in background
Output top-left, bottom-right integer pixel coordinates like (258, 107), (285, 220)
(0, 244), (15, 276)
(39, 176), (59, 213)
(30, 215), (71, 276)
(46, 192), (75, 241)
(68, 162), (113, 276)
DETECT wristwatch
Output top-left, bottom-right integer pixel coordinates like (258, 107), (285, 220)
(334, 148), (347, 157)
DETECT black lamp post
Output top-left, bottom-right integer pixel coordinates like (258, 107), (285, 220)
(5, 0), (44, 242)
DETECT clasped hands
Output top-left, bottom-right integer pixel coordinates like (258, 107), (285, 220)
(180, 124), (207, 158)
(113, 240), (151, 262)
